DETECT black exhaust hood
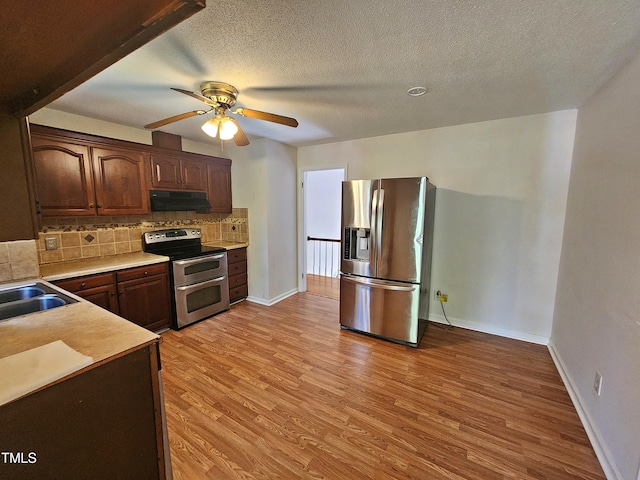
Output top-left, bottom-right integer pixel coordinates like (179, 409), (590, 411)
(150, 190), (211, 213)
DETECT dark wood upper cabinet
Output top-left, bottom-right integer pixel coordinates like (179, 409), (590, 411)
(92, 147), (149, 215)
(31, 127), (149, 216)
(206, 161), (233, 213)
(150, 155), (181, 189)
(31, 136), (96, 216)
(150, 154), (208, 191)
(181, 158), (208, 191)
(145, 130), (232, 212)
(0, 0), (205, 117)
(30, 124), (233, 217)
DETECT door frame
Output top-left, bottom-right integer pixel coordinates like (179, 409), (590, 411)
(297, 165), (347, 293)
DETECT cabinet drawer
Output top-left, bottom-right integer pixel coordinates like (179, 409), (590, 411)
(229, 272), (247, 289)
(116, 263), (168, 282)
(227, 248), (247, 264)
(54, 272), (116, 291)
(230, 284), (248, 303)
(228, 260), (247, 277)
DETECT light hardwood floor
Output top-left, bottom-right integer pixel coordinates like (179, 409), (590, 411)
(160, 293), (605, 479)
(306, 274), (340, 300)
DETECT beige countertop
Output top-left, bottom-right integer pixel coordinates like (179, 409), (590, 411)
(39, 251), (170, 282)
(203, 241), (248, 250)
(0, 279), (159, 404)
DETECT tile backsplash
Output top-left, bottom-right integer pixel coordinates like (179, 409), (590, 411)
(0, 240), (39, 282)
(37, 208), (249, 265)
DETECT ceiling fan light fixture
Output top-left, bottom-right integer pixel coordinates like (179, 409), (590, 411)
(201, 118), (219, 137)
(201, 116), (238, 140)
(219, 117), (238, 140)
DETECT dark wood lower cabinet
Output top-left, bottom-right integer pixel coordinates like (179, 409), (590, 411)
(117, 264), (172, 332)
(0, 344), (168, 480)
(227, 247), (248, 303)
(53, 272), (119, 313)
(53, 263), (172, 332)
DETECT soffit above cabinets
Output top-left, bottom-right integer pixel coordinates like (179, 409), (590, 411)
(0, 0), (205, 117)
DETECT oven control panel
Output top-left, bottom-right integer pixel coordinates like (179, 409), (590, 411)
(143, 228), (202, 244)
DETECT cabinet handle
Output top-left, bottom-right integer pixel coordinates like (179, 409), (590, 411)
(80, 282), (86, 288)
(88, 204), (94, 209)
(97, 204), (103, 208)
(144, 271), (149, 275)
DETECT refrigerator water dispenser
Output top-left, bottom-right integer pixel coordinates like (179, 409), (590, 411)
(343, 227), (370, 261)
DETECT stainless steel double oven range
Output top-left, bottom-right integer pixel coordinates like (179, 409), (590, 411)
(143, 228), (230, 329)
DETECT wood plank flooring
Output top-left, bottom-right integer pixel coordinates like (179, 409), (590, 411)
(159, 293), (605, 479)
(306, 274), (340, 300)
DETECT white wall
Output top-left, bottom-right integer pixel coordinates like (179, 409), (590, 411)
(228, 140), (270, 301)
(305, 169), (342, 239)
(298, 111), (577, 343)
(230, 138), (298, 304)
(265, 140), (298, 302)
(551, 48), (640, 480)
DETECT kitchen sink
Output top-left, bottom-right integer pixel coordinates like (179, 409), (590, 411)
(0, 286), (46, 305)
(0, 282), (78, 321)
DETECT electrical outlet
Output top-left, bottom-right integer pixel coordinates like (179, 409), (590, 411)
(433, 290), (448, 302)
(45, 237), (58, 250)
(594, 371), (603, 396)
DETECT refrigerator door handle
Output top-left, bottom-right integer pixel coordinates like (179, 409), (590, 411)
(341, 274), (418, 292)
(371, 188), (379, 266)
(376, 188), (384, 269)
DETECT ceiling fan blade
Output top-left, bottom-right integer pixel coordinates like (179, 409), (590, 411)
(144, 109), (207, 129)
(233, 107), (298, 128)
(171, 87), (214, 105)
(228, 118), (250, 146)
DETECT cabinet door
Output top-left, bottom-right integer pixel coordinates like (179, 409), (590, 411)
(92, 147), (149, 215)
(181, 158), (208, 191)
(76, 285), (120, 313)
(53, 273), (119, 313)
(31, 135), (96, 216)
(206, 162), (232, 213)
(227, 247), (248, 303)
(118, 274), (172, 331)
(150, 154), (181, 189)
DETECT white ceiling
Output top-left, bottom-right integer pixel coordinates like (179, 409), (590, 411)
(45, 0), (640, 148)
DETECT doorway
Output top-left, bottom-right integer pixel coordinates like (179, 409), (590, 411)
(302, 168), (344, 300)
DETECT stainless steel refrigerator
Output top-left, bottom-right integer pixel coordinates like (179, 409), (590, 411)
(340, 177), (436, 347)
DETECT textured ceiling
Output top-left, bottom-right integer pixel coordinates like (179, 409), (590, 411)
(45, 0), (640, 147)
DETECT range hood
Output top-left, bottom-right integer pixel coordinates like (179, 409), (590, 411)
(149, 190), (211, 213)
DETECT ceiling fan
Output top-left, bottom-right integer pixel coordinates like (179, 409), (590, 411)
(143, 81), (298, 146)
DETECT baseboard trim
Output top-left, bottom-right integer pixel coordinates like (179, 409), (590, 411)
(428, 314), (550, 345)
(246, 288), (298, 307)
(547, 341), (621, 480)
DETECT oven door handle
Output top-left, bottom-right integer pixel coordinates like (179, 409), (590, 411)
(176, 276), (227, 292)
(174, 254), (226, 267)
